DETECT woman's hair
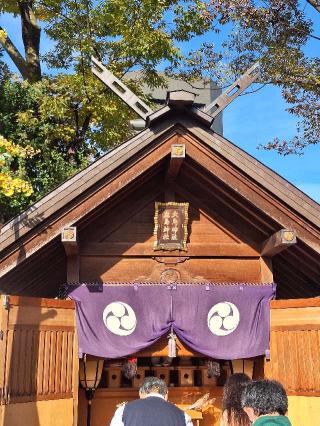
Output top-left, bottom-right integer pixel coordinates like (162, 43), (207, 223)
(222, 373), (251, 426)
(241, 380), (288, 416)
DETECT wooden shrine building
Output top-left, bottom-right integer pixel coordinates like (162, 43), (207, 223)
(0, 89), (320, 426)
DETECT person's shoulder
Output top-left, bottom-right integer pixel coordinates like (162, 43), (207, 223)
(124, 398), (142, 408)
(161, 399), (182, 410)
(164, 400), (187, 416)
(253, 415), (292, 426)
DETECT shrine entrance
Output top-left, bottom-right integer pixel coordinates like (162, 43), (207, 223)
(69, 280), (273, 426)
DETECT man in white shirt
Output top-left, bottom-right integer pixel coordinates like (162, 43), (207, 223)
(110, 377), (193, 426)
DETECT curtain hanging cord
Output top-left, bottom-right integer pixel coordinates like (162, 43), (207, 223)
(168, 288), (177, 358)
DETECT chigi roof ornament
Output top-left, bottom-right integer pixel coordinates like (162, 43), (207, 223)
(91, 56), (260, 127)
(91, 56), (153, 120)
(203, 62), (260, 117)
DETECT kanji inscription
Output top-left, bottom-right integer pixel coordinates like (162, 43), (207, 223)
(153, 202), (189, 251)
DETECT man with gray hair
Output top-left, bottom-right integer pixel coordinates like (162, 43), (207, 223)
(110, 377), (193, 426)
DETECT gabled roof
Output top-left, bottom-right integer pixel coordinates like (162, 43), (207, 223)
(1, 91), (320, 297)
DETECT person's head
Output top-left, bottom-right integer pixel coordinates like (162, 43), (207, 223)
(241, 380), (288, 422)
(139, 377), (168, 400)
(222, 373), (251, 426)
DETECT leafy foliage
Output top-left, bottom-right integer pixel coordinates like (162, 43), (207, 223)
(0, 135), (35, 221)
(167, 1), (319, 155)
(199, 1), (319, 155)
(0, 135), (34, 196)
(0, 70), (140, 221)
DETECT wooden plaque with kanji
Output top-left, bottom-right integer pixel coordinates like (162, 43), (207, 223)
(153, 202), (189, 251)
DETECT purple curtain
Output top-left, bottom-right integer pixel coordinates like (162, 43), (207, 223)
(172, 284), (274, 359)
(65, 283), (276, 359)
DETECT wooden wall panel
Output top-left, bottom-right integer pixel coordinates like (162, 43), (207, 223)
(0, 296), (77, 406)
(80, 257), (261, 283)
(82, 190), (242, 246)
(266, 299), (320, 396)
(288, 396), (320, 426)
(0, 398), (74, 426)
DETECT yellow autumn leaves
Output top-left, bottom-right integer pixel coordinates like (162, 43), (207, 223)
(0, 135), (35, 197)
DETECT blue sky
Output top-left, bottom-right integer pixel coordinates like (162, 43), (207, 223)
(1, 4), (319, 203)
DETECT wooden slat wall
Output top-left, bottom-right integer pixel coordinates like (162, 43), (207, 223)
(266, 298), (320, 396)
(0, 296), (76, 404)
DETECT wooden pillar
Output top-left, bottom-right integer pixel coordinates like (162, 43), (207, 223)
(61, 226), (79, 283)
(165, 144), (185, 202)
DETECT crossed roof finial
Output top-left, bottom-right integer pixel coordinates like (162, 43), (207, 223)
(91, 57), (260, 121)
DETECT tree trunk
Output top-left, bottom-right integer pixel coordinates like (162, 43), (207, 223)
(0, 1), (41, 82)
(18, 0), (42, 82)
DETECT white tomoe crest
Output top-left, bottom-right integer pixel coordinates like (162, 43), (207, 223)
(103, 301), (137, 336)
(207, 302), (240, 336)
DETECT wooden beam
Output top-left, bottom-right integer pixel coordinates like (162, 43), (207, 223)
(134, 335), (202, 357)
(261, 229), (297, 257)
(80, 242), (260, 257)
(61, 227), (79, 283)
(166, 144), (185, 181)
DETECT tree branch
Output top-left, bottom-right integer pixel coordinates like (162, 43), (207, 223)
(74, 113), (92, 148)
(307, 0), (320, 14)
(80, 114), (92, 142)
(0, 26), (29, 79)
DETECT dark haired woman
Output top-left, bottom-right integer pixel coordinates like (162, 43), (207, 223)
(220, 373), (251, 426)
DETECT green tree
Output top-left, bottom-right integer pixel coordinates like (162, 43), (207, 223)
(0, 1), (212, 83)
(0, 1), (214, 221)
(215, 0), (320, 155)
(180, 1), (319, 155)
(0, 70), (138, 221)
(164, 1), (319, 155)
(1, 2), (319, 159)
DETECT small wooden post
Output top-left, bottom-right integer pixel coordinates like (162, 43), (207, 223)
(132, 367), (148, 388)
(154, 367), (170, 386)
(165, 143), (186, 202)
(260, 257), (273, 282)
(108, 367), (122, 388)
(199, 366), (218, 386)
(177, 367), (196, 387)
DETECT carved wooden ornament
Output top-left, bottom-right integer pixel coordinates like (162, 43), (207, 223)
(153, 202), (189, 251)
